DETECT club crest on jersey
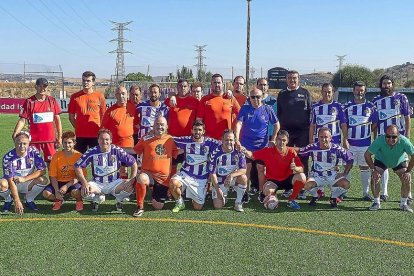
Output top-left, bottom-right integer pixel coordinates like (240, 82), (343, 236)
(331, 107), (337, 116)
(233, 155), (239, 163)
(330, 153), (336, 162)
(111, 155), (116, 163)
(61, 165), (69, 172)
(395, 99), (400, 108)
(29, 158), (34, 165)
(155, 144), (166, 155)
(365, 108), (371, 117)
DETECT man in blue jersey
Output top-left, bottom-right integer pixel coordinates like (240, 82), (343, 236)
(299, 127), (354, 208)
(0, 131), (48, 214)
(365, 125), (414, 212)
(343, 81), (378, 200)
(372, 75), (411, 202)
(234, 87), (279, 203)
(209, 129), (248, 212)
(74, 129), (137, 212)
(169, 121), (220, 212)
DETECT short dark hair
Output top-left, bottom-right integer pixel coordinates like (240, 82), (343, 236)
(233, 76), (245, 83)
(211, 73), (223, 82)
(321, 83), (333, 90)
(353, 81), (366, 90)
(177, 79), (188, 85)
(256, 78), (267, 85)
(129, 85), (141, 93)
(379, 75), (393, 88)
(98, 128), (112, 139)
(192, 120), (205, 129)
(191, 82), (203, 90)
(277, 130), (289, 139)
(287, 70), (299, 76)
(62, 130), (76, 141)
(318, 127), (331, 136)
(148, 83), (160, 91)
(82, 71), (96, 81)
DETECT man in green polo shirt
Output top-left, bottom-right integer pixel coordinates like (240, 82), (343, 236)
(364, 125), (414, 212)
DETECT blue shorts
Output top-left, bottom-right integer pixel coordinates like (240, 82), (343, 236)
(44, 181), (81, 194)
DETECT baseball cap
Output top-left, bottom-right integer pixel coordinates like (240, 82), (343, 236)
(35, 78), (48, 86)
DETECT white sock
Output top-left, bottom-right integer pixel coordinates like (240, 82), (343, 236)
(176, 197), (183, 205)
(381, 169), (389, 196)
(114, 191), (131, 202)
(234, 185), (246, 204)
(309, 187), (318, 197)
(83, 193), (96, 201)
(373, 197), (380, 204)
(0, 190), (11, 202)
(26, 184), (46, 202)
(360, 169), (371, 196)
(400, 197), (408, 206)
(331, 186), (347, 198)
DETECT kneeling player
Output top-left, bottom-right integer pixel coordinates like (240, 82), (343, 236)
(0, 131), (47, 213)
(42, 131), (85, 211)
(74, 129), (137, 212)
(209, 129), (248, 212)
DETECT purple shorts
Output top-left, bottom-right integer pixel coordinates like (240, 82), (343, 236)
(44, 181), (81, 194)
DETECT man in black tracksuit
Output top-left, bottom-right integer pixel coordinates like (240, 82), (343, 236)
(277, 70), (312, 178)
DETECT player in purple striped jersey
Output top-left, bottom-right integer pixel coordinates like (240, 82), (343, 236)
(372, 75), (411, 202)
(299, 127), (353, 208)
(0, 131), (47, 214)
(309, 83), (348, 146)
(74, 129), (137, 212)
(136, 84), (169, 140)
(209, 129), (248, 212)
(343, 81), (378, 200)
(169, 121), (220, 212)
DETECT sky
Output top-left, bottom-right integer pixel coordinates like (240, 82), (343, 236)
(0, 0), (413, 79)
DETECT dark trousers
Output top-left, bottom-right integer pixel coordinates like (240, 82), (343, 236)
(287, 129), (309, 176)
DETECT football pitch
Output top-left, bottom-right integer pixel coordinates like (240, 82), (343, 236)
(0, 114), (413, 275)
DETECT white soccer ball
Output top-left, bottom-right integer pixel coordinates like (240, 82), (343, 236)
(263, 195), (279, 210)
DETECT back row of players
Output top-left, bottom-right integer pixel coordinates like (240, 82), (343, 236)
(1, 71), (413, 215)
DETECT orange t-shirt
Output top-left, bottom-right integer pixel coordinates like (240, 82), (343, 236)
(133, 134), (179, 186)
(128, 99), (139, 134)
(101, 102), (137, 148)
(197, 94), (240, 139)
(49, 150), (86, 182)
(234, 93), (247, 106)
(165, 96), (199, 136)
(68, 90), (106, 137)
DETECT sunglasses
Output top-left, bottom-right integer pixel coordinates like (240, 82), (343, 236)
(385, 135), (398, 139)
(250, 95), (261, 99)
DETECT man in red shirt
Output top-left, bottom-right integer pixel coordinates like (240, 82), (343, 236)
(128, 85), (142, 145)
(197, 73), (240, 139)
(243, 130), (306, 210)
(68, 71), (106, 153)
(12, 78), (62, 163)
(232, 76), (247, 106)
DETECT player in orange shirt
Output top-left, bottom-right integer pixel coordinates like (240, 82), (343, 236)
(132, 116), (179, 217)
(42, 131), (86, 211)
(128, 85), (143, 145)
(68, 71), (106, 153)
(197, 73), (240, 140)
(232, 76), (247, 106)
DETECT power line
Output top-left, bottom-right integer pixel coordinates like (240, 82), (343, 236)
(194, 45), (207, 81)
(336, 55), (346, 71)
(109, 21), (132, 84)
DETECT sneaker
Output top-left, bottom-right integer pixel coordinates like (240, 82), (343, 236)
(248, 187), (258, 196)
(298, 190), (307, 200)
(287, 200), (300, 210)
(133, 207), (144, 217)
(83, 193), (95, 202)
(75, 201), (84, 211)
(258, 192), (266, 203)
(309, 197), (318, 207)
(242, 192), (250, 203)
(380, 195), (389, 202)
(2, 201), (13, 213)
(52, 200), (64, 211)
(330, 197), (338, 208)
(369, 202), (380, 211)
(282, 189), (292, 198)
(317, 189), (325, 199)
(234, 202), (244, 212)
(25, 201), (39, 211)
(172, 202), (185, 213)
(91, 202), (99, 212)
(96, 195), (106, 204)
(400, 204), (413, 213)
(116, 201), (124, 212)
(362, 195), (373, 201)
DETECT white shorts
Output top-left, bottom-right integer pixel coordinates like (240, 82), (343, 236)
(308, 172), (342, 188)
(171, 172), (207, 205)
(211, 178), (237, 205)
(16, 180), (33, 194)
(349, 145), (368, 166)
(89, 179), (124, 195)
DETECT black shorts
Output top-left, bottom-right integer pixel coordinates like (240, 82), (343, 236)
(374, 159), (407, 171)
(172, 153), (185, 166)
(152, 182), (169, 203)
(75, 137), (99, 154)
(267, 175), (294, 190)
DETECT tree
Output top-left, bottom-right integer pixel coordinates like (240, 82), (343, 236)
(332, 65), (375, 87)
(404, 79), (414, 88)
(372, 68), (385, 80)
(124, 72), (153, 82)
(176, 66), (194, 81)
(196, 69), (213, 82)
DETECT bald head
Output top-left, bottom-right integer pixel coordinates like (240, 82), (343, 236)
(115, 85), (128, 105)
(154, 116), (168, 136)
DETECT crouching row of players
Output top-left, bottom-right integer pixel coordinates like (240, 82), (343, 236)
(1, 118), (413, 215)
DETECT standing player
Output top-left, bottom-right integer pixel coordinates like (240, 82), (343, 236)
(169, 121), (220, 212)
(133, 117), (179, 217)
(232, 76), (247, 106)
(42, 131), (85, 211)
(372, 75), (411, 202)
(0, 131), (47, 213)
(299, 127), (354, 208)
(209, 129), (248, 212)
(74, 129), (137, 212)
(128, 85), (143, 145)
(12, 78), (62, 163)
(191, 82), (204, 101)
(68, 71), (106, 153)
(343, 81), (378, 200)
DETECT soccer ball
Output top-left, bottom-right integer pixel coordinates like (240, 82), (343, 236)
(263, 195), (279, 210)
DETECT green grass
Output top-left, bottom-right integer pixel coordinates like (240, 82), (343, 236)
(0, 113), (413, 275)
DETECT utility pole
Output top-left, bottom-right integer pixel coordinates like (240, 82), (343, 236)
(109, 21), (132, 85)
(336, 55), (346, 71)
(194, 45), (207, 81)
(246, 0), (252, 94)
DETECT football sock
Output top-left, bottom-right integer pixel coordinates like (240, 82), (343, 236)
(400, 197), (408, 206)
(381, 169), (389, 196)
(26, 184), (46, 202)
(331, 186), (347, 198)
(0, 189), (11, 202)
(309, 187), (318, 197)
(114, 190), (131, 202)
(176, 197), (183, 205)
(289, 180), (305, 201)
(234, 184), (246, 204)
(360, 169), (371, 196)
(373, 197), (380, 204)
(136, 182), (146, 209)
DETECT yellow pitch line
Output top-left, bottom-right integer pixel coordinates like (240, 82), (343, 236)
(1, 217), (413, 248)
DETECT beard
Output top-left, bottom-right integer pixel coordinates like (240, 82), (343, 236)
(150, 96), (158, 102)
(380, 87), (393, 96)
